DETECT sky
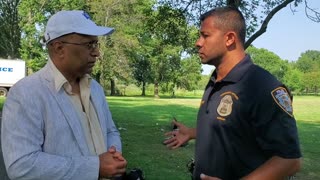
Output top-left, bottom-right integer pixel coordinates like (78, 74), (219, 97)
(202, 0), (320, 75)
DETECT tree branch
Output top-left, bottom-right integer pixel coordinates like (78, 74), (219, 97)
(227, 0), (241, 7)
(245, 0), (295, 49)
(305, 0), (320, 22)
(182, 0), (199, 13)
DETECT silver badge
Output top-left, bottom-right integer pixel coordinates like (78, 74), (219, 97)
(217, 94), (233, 117)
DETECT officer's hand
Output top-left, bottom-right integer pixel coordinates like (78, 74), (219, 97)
(99, 147), (127, 178)
(163, 120), (191, 149)
(200, 173), (222, 180)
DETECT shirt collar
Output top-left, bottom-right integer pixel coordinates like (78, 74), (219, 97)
(48, 59), (92, 93)
(210, 54), (253, 84)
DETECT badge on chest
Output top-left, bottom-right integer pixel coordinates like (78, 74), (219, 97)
(216, 91), (238, 119)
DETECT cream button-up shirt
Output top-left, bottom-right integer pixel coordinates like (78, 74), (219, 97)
(48, 59), (106, 155)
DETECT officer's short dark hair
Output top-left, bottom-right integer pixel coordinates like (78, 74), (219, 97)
(200, 6), (246, 46)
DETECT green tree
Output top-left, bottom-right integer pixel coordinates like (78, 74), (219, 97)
(246, 46), (289, 82)
(152, 44), (182, 98)
(302, 71), (320, 94)
(157, 0), (319, 49)
(283, 65), (304, 93)
(129, 51), (152, 96)
(176, 55), (202, 92)
(294, 50), (320, 94)
(295, 50), (320, 73)
(89, 0), (153, 95)
(144, 5), (199, 98)
(0, 0), (20, 59)
(199, 74), (211, 90)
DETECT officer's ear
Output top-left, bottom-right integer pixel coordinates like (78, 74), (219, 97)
(224, 31), (236, 48)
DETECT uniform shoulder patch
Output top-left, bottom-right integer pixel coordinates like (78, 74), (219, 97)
(271, 87), (293, 117)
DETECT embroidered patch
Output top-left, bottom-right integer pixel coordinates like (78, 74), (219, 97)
(217, 94), (233, 117)
(271, 87), (293, 117)
(82, 11), (91, 19)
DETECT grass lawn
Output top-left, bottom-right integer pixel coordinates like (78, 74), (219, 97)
(107, 96), (320, 179)
(292, 96), (320, 179)
(107, 97), (199, 180)
(0, 96), (319, 179)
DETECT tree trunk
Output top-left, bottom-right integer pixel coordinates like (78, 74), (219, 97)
(171, 90), (175, 98)
(171, 85), (175, 98)
(141, 81), (146, 96)
(154, 80), (159, 98)
(110, 79), (116, 96)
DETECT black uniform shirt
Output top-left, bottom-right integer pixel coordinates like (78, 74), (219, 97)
(193, 55), (301, 180)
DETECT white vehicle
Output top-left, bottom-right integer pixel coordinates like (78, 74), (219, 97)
(0, 59), (26, 97)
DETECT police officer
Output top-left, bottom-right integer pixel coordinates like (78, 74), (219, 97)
(164, 6), (301, 180)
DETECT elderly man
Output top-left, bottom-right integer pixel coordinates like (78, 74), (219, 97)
(1, 10), (127, 180)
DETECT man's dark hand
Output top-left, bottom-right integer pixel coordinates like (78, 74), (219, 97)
(99, 146), (127, 178)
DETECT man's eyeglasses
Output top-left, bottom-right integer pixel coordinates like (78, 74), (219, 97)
(60, 41), (99, 50)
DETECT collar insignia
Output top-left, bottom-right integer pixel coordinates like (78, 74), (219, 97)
(200, 100), (205, 106)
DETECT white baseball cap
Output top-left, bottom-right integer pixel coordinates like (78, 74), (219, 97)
(44, 10), (114, 43)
